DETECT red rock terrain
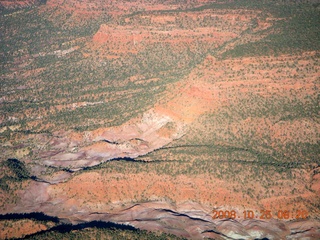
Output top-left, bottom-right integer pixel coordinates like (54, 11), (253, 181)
(20, 51), (318, 170)
(1, 50), (318, 239)
(0, 0), (319, 239)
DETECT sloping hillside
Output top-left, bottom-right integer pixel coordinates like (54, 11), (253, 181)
(0, 0), (319, 239)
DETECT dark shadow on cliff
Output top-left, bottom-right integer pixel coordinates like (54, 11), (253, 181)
(0, 212), (59, 223)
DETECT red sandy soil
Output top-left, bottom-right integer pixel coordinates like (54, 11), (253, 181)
(1, 1), (319, 238)
(1, 55), (319, 238)
(2, 167), (318, 239)
(5, 51), (317, 170)
(90, 9), (261, 58)
(0, 219), (48, 239)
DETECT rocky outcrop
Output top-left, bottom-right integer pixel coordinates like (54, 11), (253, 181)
(8, 184), (320, 239)
(1, 1), (320, 239)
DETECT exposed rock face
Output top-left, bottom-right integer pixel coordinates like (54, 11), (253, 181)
(39, 108), (186, 170)
(26, 51), (319, 171)
(2, 50), (319, 238)
(91, 8), (266, 59)
(9, 181), (320, 239)
(34, 77), (216, 169)
(1, 0), (320, 239)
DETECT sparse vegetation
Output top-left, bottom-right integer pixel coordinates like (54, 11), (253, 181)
(0, 0), (319, 238)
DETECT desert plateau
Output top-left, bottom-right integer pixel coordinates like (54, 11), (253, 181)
(0, 0), (319, 239)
